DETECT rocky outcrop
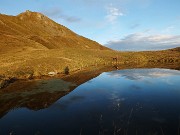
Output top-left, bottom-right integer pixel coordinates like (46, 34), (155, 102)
(0, 79), (9, 89)
(0, 77), (17, 89)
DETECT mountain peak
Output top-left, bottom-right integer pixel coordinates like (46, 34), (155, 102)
(0, 11), (110, 51)
(17, 10), (46, 21)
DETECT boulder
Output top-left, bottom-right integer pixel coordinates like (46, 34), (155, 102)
(48, 72), (57, 76)
(0, 79), (8, 89)
(0, 77), (17, 89)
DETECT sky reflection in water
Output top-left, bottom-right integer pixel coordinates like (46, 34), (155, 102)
(0, 68), (180, 135)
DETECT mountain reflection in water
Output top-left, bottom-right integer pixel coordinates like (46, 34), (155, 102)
(0, 65), (180, 135)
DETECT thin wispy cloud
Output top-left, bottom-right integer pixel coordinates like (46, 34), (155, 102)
(64, 16), (81, 23)
(42, 8), (81, 23)
(106, 33), (180, 51)
(106, 4), (124, 23)
(42, 8), (61, 17)
(130, 23), (140, 29)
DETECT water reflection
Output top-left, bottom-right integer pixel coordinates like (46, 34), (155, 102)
(0, 79), (76, 118)
(51, 95), (85, 110)
(108, 68), (180, 80)
(0, 67), (105, 119)
(0, 68), (180, 135)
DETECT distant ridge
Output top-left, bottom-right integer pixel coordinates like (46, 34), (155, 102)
(169, 47), (180, 52)
(0, 10), (110, 53)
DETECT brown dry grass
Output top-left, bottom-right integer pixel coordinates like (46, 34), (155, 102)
(0, 48), (179, 79)
(0, 11), (179, 79)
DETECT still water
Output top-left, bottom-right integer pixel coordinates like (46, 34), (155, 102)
(0, 68), (180, 135)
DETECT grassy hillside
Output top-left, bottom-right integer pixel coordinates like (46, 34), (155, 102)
(0, 10), (112, 79)
(0, 11), (179, 82)
(0, 10), (109, 53)
(0, 47), (179, 79)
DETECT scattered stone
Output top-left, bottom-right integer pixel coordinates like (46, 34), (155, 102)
(28, 74), (33, 79)
(48, 71), (57, 76)
(0, 79), (8, 89)
(64, 66), (69, 75)
(24, 73), (33, 79)
(0, 77), (17, 89)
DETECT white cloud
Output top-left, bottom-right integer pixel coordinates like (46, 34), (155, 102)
(106, 33), (180, 51)
(162, 25), (175, 33)
(108, 69), (180, 80)
(106, 5), (124, 23)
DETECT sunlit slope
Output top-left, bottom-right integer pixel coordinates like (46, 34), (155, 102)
(0, 11), (179, 79)
(0, 10), (110, 53)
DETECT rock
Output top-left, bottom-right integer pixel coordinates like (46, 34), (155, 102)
(23, 73), (33, 79)
(48, 72), (57, 76)
(0, 79), (8, 89)
(0, 77), (17, 89)
(27, 74), (33, 79)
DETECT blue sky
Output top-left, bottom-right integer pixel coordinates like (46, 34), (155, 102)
(1, 0), (180, 51)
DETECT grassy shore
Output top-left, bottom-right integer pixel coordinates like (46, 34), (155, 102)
(0, 48), (179, 80)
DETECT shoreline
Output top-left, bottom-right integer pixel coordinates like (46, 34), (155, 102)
(0, 64), (109, 89)
(1, 62), (179, 90)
